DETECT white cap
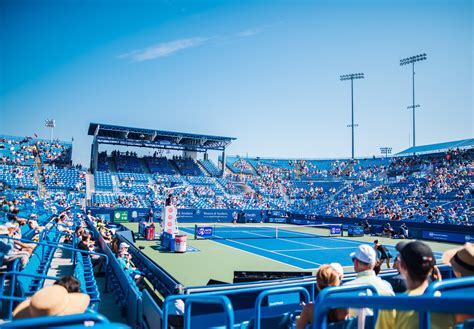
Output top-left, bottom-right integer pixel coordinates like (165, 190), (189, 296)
(329, 262), (344, 278)
(5, 222), (17, 229)
(119, 242), (130, 249)
(350, 244), (377, 266)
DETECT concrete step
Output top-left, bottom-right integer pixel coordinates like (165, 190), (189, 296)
(45, 247), (73, 286)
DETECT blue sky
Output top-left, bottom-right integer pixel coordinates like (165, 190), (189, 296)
(1, 0), (472, 166)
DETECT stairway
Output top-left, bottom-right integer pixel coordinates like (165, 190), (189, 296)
(196, 161), (211, 177)
(85, 172), (95, 201)
(111, 174), (121, 193)
(33, 145), (47, 198)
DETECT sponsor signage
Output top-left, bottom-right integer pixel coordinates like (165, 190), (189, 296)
(196, 226), (213, 238)
(422, 231), (472, 243)
(113, 210), (128, 223)
(329, 225), (342, 236)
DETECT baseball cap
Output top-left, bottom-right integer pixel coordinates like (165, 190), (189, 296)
(350, 244), (377, 266)
(5, 221), (17, 229)
(119, 242), (130, 249)
(442, 243), (474, 277)
(399, 241), (435, 276)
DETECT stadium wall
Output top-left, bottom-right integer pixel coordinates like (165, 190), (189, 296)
(87, 207), (263, 223)
(290, 214), (474, 244)
(86, 207), (474, 244)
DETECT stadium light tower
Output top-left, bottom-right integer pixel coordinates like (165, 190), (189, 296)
(340, 73), (364, 159)
(380, 146), (392, 158)
(45, 119), (56, 142)
(400, 53), (427, 151)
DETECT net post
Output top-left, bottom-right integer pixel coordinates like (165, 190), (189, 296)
(275, 226), (278, 239)
(194, 224), (197, 240)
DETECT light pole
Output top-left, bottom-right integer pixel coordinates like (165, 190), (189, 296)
(340, 73), (364, 159)
(45, 119), (56, 142)
(400, 53), (427, 151)
(380, 147), (392, 158)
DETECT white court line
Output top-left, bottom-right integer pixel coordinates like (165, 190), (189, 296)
(228, 229), (330, 249)
(274, 246), (357, 252)
(224, 239), (324, 267)
(182, 228), (304, 270)
(273, 248), (326, 252)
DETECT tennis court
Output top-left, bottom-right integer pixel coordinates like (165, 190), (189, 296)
(123, 222), (451, 286)
(181, 223), (403, 270)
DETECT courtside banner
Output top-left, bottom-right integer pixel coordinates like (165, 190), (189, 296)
(196, 226), (213, 238)
(329, 225), (342, 236)
(422, 231), (472, 243)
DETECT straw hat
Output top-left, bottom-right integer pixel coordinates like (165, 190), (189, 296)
(442, 243), (474, 277)
(0, 225), (8, 235)
(13, 285), (90, 319)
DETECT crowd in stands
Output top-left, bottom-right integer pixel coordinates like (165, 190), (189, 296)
(0, 136), (71, 166)
(297, 240), (474, 328)
(88, 148), (473, 226)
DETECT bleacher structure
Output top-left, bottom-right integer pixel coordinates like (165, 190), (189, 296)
(1, 130), (474, 328)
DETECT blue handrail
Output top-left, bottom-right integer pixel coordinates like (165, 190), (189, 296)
(425, 276), (474, 296)
(184, 295), (234, 329)
(254, 287), (310, 329)
(312, 284), (379, 329)
(162, 294), (235, 329)
(0, 272), (60, 320)
(313, 295), (474, 329)
(2, 236), (109, 291)
(421, 276), (474, 327)
(0, 311), (110, 328)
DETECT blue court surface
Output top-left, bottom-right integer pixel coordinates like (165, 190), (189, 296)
(181, 225), (443, 270)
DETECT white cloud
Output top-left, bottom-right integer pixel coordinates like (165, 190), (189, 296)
(236, 28), (262, 38)
(119, 37), (210, 62)
(119, 27), (263, 63)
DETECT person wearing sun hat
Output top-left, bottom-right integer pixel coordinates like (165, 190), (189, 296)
(13, 285), (90, 319)
(442, 243), (474, 324)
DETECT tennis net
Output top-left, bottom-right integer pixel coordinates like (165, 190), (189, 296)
(194, 223), (343, 240)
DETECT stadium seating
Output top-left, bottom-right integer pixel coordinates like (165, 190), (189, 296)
(0, 165), (37, 189)
(43, 167), (86, 191)
(199, 159), (222, 177)
(172, 157), (205, 176)
(144, 156), (177, 175)
(95, 171), (114, 191)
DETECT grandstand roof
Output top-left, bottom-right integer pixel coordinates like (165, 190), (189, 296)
(88, 123), (235, 151)
(397, 138), (474, 155)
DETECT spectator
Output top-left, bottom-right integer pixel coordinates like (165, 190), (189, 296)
(390, 242), (408, 293)
(442, 243), (474, 324)
(117, 249), (143, 283)
(54, 275), (81, 293)
(0, 222), (30, 269)
(376, 241), (454, 329)
(118, 242), (130, 254)
(77, 232), (104, 274)
(12, 285), (89, 319)
(344, 244), (394, 317)
(329, 262), (344, 281)
(297, 264), (348, 328)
